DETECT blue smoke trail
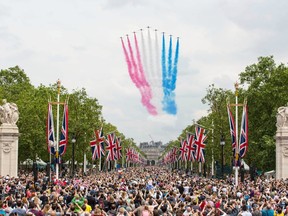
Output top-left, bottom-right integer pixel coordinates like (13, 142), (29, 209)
(161, 33), (168, 95)
(167, 35), (173, 82)
(170, 37), (179, 91)
(162, 36), (179, 115)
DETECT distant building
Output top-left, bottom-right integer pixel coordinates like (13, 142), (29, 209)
(139, 141), (165, 165)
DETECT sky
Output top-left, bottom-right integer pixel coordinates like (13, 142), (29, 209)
(1, 0), (288, 145)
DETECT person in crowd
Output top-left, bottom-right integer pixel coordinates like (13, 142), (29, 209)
(1, 166), (288, 216)
(10, 200), (26, 216)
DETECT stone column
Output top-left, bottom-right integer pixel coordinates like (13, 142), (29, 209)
(0, 124), (19, 177)
(275, 106), (288, 179)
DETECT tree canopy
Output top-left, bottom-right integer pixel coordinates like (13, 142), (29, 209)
(0, 66), (139, 165)
(1, 56), (287, 172)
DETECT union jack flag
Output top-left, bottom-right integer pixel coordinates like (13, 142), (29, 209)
(59, 104), (68, 156)
(171, 147), (178, 163)
(186, 133), (196, 162)
(166, 151), (172, 163)
(131, 149), (139, 163)
(164, 151), (171, 164)
(47, 103), (56, 155)
(114, 136), (122, 160)
(179, 138), (187, 161)
(239, 103), (248, 158)
(90, 128), (105, 160)
(106, 133), (116, 161)
(135, 153), (140, 163)
(126, 148), (133, 161)
(194, 126), (207, 163)
(227, 104), (237, 157)
(139, 156), (146, 165)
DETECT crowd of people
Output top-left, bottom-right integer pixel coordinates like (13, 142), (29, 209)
(0, 166), (287, 216)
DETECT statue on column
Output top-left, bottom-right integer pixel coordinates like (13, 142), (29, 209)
(276, 106), (288, 128)
(0, 99), (19, 125)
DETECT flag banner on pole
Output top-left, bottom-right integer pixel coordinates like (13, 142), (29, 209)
(194, 126), (207, 163)
(114, 136), (122, 160)
(179, 138), (187, 161)
(126, 148), (133, 162)
(90, 128), (105, 160)
(227, 104), (237, 157)
(132, 149), (139, 163)
(139, 156), (145, 165)
(136, 153), (140, 163)
(47, 103), (56, 155)
(165, 151), (171, 164)
(239, 103), (248, 158)
(106, 133), (116, 161)
(59, 104), (68, 156)
(171, 147), (178, 163)
(163, 151), (170, 164)
(186, 133), (195, 162)
(132, 149), (137, 163)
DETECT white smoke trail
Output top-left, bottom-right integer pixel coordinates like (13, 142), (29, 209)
(154, 29), (163, 114)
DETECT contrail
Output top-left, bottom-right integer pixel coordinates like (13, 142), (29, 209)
(162, 35), (179, 115)
(123, 35), (157, 115)
(171, 37), (179, 91)
(121, 27), (179, 116)
(161, 33), (167, 95)
(167, 35), (173, 82)
(121, 37), (138, 87)
(134, 33), (157, 115)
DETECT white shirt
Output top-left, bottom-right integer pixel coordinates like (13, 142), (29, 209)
(183, 186), (190, 194)
(241, 210), (252, 216)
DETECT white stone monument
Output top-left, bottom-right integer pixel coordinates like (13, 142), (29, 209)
(0, 99), (20, 177)
(275, 106), (288, 179)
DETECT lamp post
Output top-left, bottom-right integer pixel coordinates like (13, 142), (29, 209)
(72, 136), (76, 176)
(220, 135), (225, 179)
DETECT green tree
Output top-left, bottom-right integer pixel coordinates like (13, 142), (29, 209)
(18, 85), (56, 162)
(66, 88), (102, 166)
(239, 56), (288, 171)
(0, 66), (140, 173)
(0, 66), (33, 101)
(201, 85), (238, 168)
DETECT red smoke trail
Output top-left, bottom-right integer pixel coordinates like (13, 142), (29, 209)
(122, 35), (157, 115)
(133, 33), (150, 98)
(127, 35), (147, 105)
(128, 35), (156, 115)
(121, 38), (139, 87)
(126, 36), (141, 88)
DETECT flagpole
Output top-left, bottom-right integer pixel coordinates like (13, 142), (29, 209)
(48, 100), (52, 182)
(99, 155), (102, 172)
(84, 132), (87, 175)
(211, 120), (214, 177)
(235, 82), (239, 186)
(55, 80), (61, 180)
(122, 148), (124, 168)
(49, 145), (52, 181)
(99, 121), (103, 172)
(84, 153), (86, 174)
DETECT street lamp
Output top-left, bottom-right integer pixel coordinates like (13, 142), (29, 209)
(72, 135), (76, 176)
(220, 135), (225, 179)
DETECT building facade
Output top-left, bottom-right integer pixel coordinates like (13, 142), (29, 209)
(139, 141), (165, 165)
